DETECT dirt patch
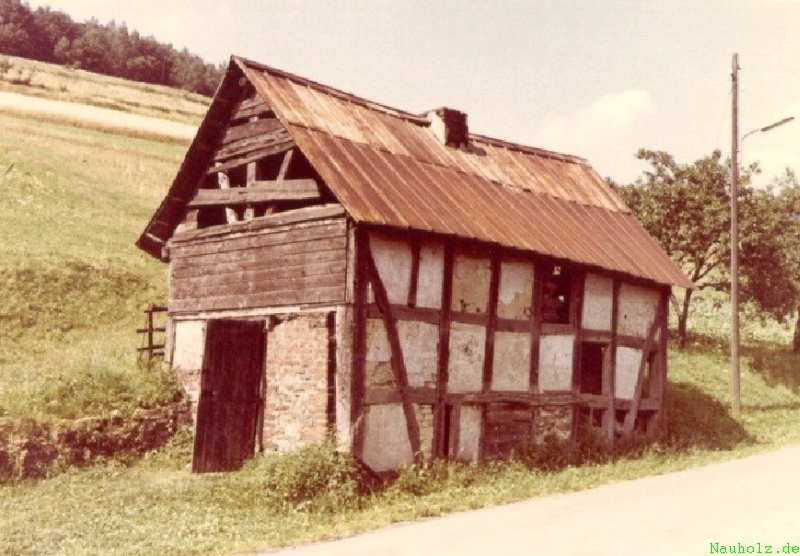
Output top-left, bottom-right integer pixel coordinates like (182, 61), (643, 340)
(0, 402), (191, 482)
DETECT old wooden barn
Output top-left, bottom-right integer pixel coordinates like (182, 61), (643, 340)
(136, 56), (693, 473)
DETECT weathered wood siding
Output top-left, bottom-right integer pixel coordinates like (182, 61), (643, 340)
(167, 213), (348, 315)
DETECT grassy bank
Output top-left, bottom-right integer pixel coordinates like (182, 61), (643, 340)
(0, 111), (184, 421)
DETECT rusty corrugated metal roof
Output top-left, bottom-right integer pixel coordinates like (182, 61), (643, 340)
(234, 57), (691, 289)
(136, 56), (692, 289)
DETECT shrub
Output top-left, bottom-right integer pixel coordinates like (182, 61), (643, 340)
(386, 458), (483, 498)
(515, 427), (611, 472)
(252, 441), (374, 514)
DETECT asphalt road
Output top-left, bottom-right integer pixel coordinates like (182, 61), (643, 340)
(244, 444), (800, 556)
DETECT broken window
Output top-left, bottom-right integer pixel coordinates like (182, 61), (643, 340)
(541, 265), (572, 324)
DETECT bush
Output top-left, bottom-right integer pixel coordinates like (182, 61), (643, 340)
(515, 427), (611, 472)
(252, 441), (375, 514)
(387, 458), (482, 498)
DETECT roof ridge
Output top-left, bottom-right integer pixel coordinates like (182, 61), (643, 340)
(233, 55), (429, 124)
(469, 133), (589, 166)
(234, 56), (593, 168)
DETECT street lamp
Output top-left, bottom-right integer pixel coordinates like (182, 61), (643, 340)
(730, 53), (795, 415)
(742, 117), (795, 143)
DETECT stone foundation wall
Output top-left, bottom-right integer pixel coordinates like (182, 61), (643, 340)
(534, 405), (573, 443)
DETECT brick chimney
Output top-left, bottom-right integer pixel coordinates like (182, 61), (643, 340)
(427, 107), (469, 148)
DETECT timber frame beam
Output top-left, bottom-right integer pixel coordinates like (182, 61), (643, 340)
(188, 179), (321, 207)
(362, 233), (422, 457)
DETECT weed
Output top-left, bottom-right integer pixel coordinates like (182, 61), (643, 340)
(251, 440), (374, 513)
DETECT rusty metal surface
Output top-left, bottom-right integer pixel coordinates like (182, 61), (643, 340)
(139, 56), (690, 288)
(236, 57), (691, 288)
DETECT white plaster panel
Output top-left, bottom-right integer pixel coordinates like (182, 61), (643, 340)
(582, 273), (613, 331)
(369, 231), (412, 305)
(456, 406), (482, 462)
(172, 320), (206, 426)
(538, 334), (574, 391)
(497, 259), (533, 320)
(451, 252), (491, 314)
(416, 240), (444, 309)
(615, 346), (643, 401)
(365, 318), (394, 387)
(618, 283), (660, 338)
(172, 320), (206, 371)
(491, 331), (531, 391)
(397, 320), (439, 387)
(447, 322), (485, 393)
(361, 404), (413, 472)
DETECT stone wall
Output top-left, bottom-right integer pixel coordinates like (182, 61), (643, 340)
(535, 406), (574, 443)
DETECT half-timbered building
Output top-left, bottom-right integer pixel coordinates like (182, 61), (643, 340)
(136, 56), (693, 473)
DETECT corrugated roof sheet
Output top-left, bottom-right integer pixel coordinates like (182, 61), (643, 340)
(137, 56), (692, 289)
(234, 57), (691, 289)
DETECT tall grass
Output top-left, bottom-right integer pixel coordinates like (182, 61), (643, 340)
(0, 111), (183, 420)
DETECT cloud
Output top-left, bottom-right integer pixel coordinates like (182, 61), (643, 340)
(532, 89), (654, 182)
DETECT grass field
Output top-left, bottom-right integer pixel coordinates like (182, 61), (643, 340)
(0, 111), (183, 419)
(1, 72), (800, 556)
(0, 54), (209, 124)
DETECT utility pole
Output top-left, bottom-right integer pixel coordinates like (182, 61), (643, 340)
(730, 53), (740, 415)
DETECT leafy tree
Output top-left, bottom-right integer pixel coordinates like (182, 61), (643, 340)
(763, 170), (800, 350)
(738, 184), (796, 325)
(66, 20), (114, 74)
(0, 0), (44, 59)
(615, 149), (758, 347)
(616, 149), (800, 350)
(33, 6), (75, 62)
(0, 1), (222, 95)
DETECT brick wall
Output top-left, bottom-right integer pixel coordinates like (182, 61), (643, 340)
(263, 313), (332, 451)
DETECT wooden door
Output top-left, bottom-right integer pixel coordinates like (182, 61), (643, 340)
(192, 319), (265, 473)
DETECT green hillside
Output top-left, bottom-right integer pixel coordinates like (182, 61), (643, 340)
(0, 109), (184, 420)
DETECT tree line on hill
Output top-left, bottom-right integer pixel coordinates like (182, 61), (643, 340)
(0, 0), (223, 96)
(611, 150), (800, 350)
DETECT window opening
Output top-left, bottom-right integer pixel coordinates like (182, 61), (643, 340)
(542, 265), (572, 324)
(579, 342), (605, 395)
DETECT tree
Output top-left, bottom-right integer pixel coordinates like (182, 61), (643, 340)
(616, 149), (800, 350)
(33, 6), (76, 62)
(67, 20), (114, 74)
(738, 183), (797, 324)
(614, 149), (758, 348)
(762, 170), (800, 350)
(0, 0), (45, 59)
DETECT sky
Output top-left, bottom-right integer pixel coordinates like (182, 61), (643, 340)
(24, 0), (800, 185)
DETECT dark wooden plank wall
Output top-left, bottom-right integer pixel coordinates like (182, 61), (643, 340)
(169, 216), (348, 314)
